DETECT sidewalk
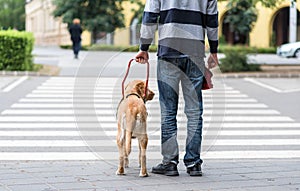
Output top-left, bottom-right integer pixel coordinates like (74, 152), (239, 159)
(2, 46), (298, 78)
(0, 159), (299, 190)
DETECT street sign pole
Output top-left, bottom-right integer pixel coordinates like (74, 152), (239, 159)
(289, 0), (297, 43)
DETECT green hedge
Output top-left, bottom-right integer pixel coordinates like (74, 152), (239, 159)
(218, 45), (276, 54)
(219, 50), (261, 73)
(62, 43), (277, 55)
(60, 45), (90, 51)
(87, 44), (158, 52)
(0, 30), (34, 71)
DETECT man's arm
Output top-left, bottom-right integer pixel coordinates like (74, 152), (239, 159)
(206, 0), (219, 68)
(136, 0), (160, 63)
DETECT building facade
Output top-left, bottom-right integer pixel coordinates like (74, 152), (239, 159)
(25, 0), (90, 46)
(26, 0), (300, 48)
(218, 0), (300, 47)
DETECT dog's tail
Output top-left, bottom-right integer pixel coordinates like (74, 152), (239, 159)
(121, 114), (132, 157)
(119, 114), (132, 156)
(125, 131), (132, 156)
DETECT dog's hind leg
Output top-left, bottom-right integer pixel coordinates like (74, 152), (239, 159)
(138, 135), (148, 177)
(124, 117), (135, 168)
(124, 129), (132, 168)
(116, 122), (125, 175)
(138, 142), (141, 168)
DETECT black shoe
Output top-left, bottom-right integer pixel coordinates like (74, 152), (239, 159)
(186, 163), (202, 176)
(152, 163), (179, 176)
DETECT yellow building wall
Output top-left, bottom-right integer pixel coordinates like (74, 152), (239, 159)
(218, 1), (229, 37)
(249, 3), (276, 48)
(218, 0), (300, 47)
(81, 31), (92, 46)
(249, 1), (300, 47)
(113, 1), (141, 46)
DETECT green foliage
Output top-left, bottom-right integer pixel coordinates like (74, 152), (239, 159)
(253, 0), (284, 8)
(219, 50), (261, 73)
(88, 44), (157, 52)
(0, 30), (34, 71)
(218, 0), (284, 8)
(219, 36), (227, 45)
(218, 45), (276, 54)
(0, 0), (25, 30)
(129, 0), (144, 23)
(224, 0), (258, 43)
(60, 45), (89, 51)
(53, 0), (125, 43)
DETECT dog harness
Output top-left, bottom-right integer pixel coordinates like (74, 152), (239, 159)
(125, 93), (146, 103)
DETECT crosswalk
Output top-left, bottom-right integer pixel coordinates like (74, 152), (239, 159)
(0, 77), (300, 160)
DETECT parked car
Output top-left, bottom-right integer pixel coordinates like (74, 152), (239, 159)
(277, 41), (300, 58)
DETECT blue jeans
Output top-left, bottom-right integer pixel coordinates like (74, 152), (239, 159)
(72, 41), (81, 56)
(157, 57), (204, 167)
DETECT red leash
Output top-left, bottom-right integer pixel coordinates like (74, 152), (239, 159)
(122, 59), (150, 99)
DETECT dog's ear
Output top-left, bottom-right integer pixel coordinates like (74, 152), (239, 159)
(135, 81), (145, 97)
(146, 89), (155, 101)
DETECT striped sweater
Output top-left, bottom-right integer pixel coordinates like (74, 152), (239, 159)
(140, 0), (219, 57)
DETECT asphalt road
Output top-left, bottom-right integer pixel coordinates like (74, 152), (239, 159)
(32, 46), (300, 77)
(0, 47), (300, 160)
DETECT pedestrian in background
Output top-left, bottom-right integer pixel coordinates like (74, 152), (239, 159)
(135, 0), (219, 176)
(69, 18), (82, 59)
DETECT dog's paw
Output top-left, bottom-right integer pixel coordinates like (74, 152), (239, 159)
(116, 168), (125, 176)
(116, 171), (125, 176)
(139, 171), (148, 177)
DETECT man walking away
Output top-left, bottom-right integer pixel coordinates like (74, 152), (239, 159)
(69, 18), (82, 59)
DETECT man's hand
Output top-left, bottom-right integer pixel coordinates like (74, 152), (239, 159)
(208, 53), (219, 69)
(135, 51), (149, 64)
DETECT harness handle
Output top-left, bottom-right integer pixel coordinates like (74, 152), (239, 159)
(122, 59), (150, 99)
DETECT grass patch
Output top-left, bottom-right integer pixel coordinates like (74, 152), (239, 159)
(34, 64), (60, 76)
(87, 44), (158, 52)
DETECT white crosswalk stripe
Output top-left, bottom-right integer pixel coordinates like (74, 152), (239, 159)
(0, 77), (299, 161)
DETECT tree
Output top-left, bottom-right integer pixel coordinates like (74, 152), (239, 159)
(218, 0), (284, 8)
(224, 0), (258, 44)
(252, 0), (284, 8)
(53, 0), (125, 43)
(129, 0), (144, 23)
(0, 0), (25, 30)
(221, 0), (285, 45)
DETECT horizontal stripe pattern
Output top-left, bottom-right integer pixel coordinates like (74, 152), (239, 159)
(140, 0), (219, 56)
(158, 23), (205, 41)
(0, 77), (300, 161)
(160, 0), (218, 15)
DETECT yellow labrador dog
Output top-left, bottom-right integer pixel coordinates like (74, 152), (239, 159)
(116, 80), (154, 177)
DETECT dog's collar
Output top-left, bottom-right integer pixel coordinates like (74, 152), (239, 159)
(126, 93), (146, 103)
(126, 93), (141, 99)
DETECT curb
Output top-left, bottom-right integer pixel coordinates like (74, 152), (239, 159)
(218, 72), (300, 78)
(0, 71), (55, 77)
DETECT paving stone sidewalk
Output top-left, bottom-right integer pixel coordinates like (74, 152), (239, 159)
(0, 159), (299, 191)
